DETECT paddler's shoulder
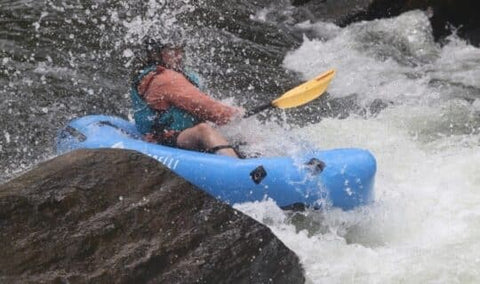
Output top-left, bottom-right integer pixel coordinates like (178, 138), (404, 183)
(137, 66), (170, 94)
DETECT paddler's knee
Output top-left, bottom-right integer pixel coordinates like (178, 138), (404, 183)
(192, 122), (215, 135)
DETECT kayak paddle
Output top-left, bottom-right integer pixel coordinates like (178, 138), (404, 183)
(244, 69), (336, 117)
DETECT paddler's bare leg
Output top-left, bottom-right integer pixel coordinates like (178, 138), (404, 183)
(176, 123), (239, 158)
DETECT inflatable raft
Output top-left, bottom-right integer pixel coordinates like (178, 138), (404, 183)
(56, 115), (376, 210)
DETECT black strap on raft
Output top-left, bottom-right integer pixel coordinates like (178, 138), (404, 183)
(206, 144), (246, 159)
(206, 144), (234, 153)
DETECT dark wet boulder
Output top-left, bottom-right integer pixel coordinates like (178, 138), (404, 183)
(344, 0), (479, 46)
(291, 0), (375, 24)
(291, 0), (480, 46)
(345, 0), (480, 46)
(0, 149), (304, 283)
(411, 0), (480, 46)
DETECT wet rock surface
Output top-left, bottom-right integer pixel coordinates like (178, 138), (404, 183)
(0, 149), (304, 283)
(293, 0), (480, 46)
(292, 0), (374, 24)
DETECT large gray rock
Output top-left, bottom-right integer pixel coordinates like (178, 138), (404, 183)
(291, 0), (375, 24)
(293, 0), (480, 46)
(400, 0), (480, 46)
(0, 149), (304, 283)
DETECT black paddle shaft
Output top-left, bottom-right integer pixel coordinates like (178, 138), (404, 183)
(244, 102), (273, 118)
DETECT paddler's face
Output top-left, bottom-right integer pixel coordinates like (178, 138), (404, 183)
(161, 47), (183, 69)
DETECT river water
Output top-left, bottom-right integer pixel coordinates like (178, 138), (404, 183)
(2, 1), (480, 283)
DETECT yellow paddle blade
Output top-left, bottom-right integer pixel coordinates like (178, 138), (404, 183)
(272, 69), (336, 109)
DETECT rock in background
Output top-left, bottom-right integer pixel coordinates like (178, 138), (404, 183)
(292, 0), (480, 46)
(0, 149), (304, 283)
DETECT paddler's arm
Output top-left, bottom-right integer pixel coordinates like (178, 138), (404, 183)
(143, 69), (242, 124)
(171, 85), (241, 125)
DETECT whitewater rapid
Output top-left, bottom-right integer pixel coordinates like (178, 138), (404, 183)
(236, 11), (480, 283)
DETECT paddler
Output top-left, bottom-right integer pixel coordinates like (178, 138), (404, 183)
(130, 38), (244, 158)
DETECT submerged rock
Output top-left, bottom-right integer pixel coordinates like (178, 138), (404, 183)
(0, 149), (304, 283)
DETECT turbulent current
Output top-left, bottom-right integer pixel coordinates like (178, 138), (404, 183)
(2, 1), (480, 283)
